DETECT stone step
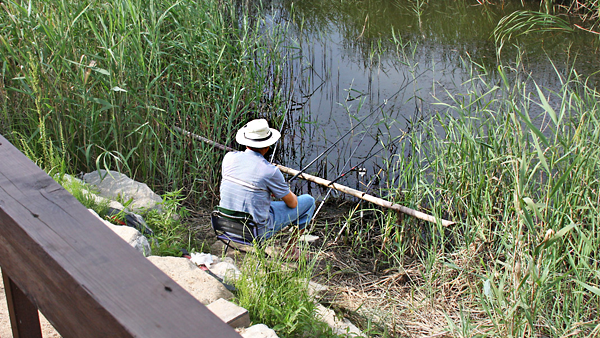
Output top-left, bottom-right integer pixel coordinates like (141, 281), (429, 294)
(207, 298), (250, 329)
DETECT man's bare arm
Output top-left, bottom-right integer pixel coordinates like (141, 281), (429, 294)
(282, 192), (298, 208)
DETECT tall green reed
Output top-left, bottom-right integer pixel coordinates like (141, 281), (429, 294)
(369, 54), (600, 335)
(0, 0), (289, 203)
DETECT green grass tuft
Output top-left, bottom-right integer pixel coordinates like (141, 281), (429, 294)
(235, 247), (340, 338)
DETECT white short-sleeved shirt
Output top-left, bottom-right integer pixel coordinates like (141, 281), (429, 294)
(219, 149), (290, 227)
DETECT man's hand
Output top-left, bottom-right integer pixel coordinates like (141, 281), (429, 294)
(282, 192), (298, 209)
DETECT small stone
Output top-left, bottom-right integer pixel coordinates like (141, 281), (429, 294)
(308, 281), (328, 297)
(316, 304), (363, 337)
(237, 324), (279, 338)
(210, 262), (241, 283)
(299, 234), (319, 243)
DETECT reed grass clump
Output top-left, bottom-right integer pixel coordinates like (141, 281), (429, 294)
(235, 248), (339, 338)
(357, 57), (600, 335)
(0, 0), (289, 204)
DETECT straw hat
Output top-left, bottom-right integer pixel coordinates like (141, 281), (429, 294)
(236, 119), (281, 148)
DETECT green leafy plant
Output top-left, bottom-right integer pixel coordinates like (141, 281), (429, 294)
(493, 10), (574, 55)
(57, 174), (109, 217)
(144, 189), (197, 256)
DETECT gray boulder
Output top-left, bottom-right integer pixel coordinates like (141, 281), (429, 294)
(107, 223), (152, 256)
(83, 170), (162, 213)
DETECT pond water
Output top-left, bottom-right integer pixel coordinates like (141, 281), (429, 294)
(263, 0), (600, 197)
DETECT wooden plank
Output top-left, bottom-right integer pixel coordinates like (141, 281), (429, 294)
(2, 271), (42, 338)
(0, 134), (241, 338)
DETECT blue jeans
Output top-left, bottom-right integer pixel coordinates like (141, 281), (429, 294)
(259, 194), (315, 240)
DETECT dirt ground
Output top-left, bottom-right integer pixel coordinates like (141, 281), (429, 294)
(195, 199), (457, 337)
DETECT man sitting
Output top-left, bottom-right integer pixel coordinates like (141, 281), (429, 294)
(219, 119), (315, 259)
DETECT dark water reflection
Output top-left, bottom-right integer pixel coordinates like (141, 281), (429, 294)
(261, 0), (600, 197)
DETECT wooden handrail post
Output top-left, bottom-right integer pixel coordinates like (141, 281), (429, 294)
(2, 270), (42, 338)
(0, 134), (242, 337)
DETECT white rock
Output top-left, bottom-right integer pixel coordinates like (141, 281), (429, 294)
(88, 209), (151, 256)
(316, 304), (363, 337)
(109, 224), (152, 256)
(147, 256), (233, 305)
(210, 262), (241, 283)
(237, 324), (279, 338)
(299, 234), (319, 243)
(308, 281), (328, 297)
(83, 170), (162, 213)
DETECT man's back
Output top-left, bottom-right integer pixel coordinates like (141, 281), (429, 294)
(219, 149), (289, 227)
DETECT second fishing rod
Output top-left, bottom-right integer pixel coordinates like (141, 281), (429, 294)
(287, 69), (427, 183)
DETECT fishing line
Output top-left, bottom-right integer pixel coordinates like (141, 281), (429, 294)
(287, 108), (379, 182)
(308, 120), (380, 230)
(287, 69), (427, 183)
(309, 125), (406, 230)
(308, 124), (407, 231)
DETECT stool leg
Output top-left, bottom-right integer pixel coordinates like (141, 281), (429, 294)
(225, 239), (232, 254)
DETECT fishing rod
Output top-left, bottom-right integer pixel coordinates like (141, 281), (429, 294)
(327, 132), (407, 187)
(308, 111), (382, 229)
(288, 107), (380, 182)
(309, 131), (406, 230)
(288, 69), (428, 183)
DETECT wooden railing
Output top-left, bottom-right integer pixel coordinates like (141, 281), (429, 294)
(0, 134), (241, 337)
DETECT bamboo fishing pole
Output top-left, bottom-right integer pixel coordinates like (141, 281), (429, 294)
(275, 165), (454, 227)
(173, 126), (455, 227)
